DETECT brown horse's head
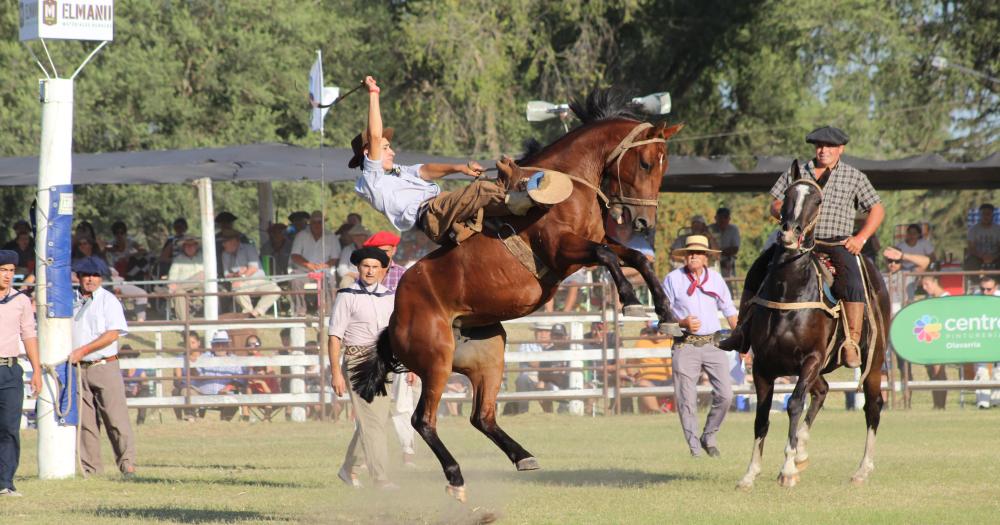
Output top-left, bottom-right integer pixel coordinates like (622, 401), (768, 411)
(567, 89), (683, 234)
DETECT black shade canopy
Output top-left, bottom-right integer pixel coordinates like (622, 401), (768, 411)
(0, 144), (995, 192)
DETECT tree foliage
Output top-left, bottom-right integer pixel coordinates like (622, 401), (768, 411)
(0, 0), (994, 268)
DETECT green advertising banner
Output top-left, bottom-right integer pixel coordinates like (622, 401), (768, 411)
(890, 296), (1000, 365)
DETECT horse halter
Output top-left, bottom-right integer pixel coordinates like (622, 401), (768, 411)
(786, 177), (824, 252)
(601, 122), (666, 227)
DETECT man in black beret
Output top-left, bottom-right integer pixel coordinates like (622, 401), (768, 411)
(721, 126), (884, 369)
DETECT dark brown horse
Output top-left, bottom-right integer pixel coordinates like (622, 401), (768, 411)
(734, 161), (889, 490)
(351, 90), (683, 500)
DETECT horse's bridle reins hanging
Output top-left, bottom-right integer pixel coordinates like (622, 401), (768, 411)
(521, 122), (665, 221)
(786, 177), (824, 252)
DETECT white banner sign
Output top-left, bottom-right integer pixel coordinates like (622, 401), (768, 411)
(20, 0), (114, 42)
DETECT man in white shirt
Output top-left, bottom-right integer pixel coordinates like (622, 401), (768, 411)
(167, 235), (204, 320)
(290, 211), (341, 316)
(69, 256), (137, 478)
(220, 231), (281, 318)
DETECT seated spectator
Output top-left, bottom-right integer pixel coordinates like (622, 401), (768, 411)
(182, 330), (247, 421)
(119, 344), (152, 425)
(337, 224), (372, 287)
(629, 325), (673, 414)
(9, 231), (35, 278)
(73, 220), (102, 248)
(895, 223), (935, 270)
(173, 332), (204, 420)
(158, 217), (189, 272)
(285, 211), (309, 238)
(71, 234), (107, 265)
(334, 213), (364, 249)
(167, 236), (205, 320)
(503, 322), (557, 415)
(245, 335), (279, 395)
(260, 223), (292, 276)
(538, 323), (571, 413)
(220, 231), (281, 318)
(106, 221), (142, 275)
(289, 211), (341, 316)
(709, 207), (740, 280)
(980, 275), (1000, 297)
(920, 272), (950, 410)
(965, 203), (1000, 274)
(3, 219), (32, 250)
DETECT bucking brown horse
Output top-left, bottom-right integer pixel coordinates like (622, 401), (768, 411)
(351, 89), (683, 501)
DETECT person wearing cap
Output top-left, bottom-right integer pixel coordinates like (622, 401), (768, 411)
(663, 235), (738, 458)
(166, 235), (205, 320)
(336, 223), (373, 288)
(720, 126), (884, 369)
(260, 222), (292, 276)
(0, 250), (41, 496)
(183, 330), (248, 421)
(69, 255), (137, 478)
(503, 322), (557, 415)
(353, 76), (564, 245)
(328, 246), (397, 489)
(220, 231), (281, 318)
(363, 231), (407, 292)
(290, 211), (341, 316)
(287, 211), (311, 238)
(709, 207), (740, 281)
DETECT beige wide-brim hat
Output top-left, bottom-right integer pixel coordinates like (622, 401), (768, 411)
(526, 169), (574, 205)
(671, 234), (721, 257)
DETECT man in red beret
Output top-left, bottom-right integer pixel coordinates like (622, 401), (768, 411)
(363, 231), (405, 292)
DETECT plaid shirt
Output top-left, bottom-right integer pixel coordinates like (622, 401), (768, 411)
(382, 261), (407, 292)
(769, 160), (880, 239)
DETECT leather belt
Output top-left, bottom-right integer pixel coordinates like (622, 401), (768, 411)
(0, 357), (17, 367)
(80, 355), (119, 368)
(677, 333), (718, 348)
(344, 345), (375, 357)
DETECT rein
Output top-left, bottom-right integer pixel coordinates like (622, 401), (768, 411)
(784, 177), (824, 253)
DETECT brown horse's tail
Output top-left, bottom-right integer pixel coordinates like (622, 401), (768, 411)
(349, 330), (405, 403)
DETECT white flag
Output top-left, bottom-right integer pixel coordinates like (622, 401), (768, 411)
(309, 51), (338, 132)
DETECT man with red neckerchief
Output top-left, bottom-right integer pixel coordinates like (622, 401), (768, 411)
(662, 235), (738, 458)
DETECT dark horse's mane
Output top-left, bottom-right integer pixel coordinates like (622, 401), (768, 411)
(569, 87), (645, 124)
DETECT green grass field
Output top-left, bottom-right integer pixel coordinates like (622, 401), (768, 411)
(2, 405), (999, 524)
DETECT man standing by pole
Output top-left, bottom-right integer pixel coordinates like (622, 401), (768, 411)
(0, 251), (41, 496)
(663, 236), (738, 458)
(69, 256), (137, 478)
(329, 247), (397, 489)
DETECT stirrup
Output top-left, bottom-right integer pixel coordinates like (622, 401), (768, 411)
(839, 339), (862, 368)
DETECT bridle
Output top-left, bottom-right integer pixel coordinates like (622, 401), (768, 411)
(604, 122), (665, 210)
(784, 177), (823, 253)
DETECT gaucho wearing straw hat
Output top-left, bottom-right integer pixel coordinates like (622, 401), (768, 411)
(662, 235), (739, 458)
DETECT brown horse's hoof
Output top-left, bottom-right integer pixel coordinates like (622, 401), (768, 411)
(622, 304), (647, 317)
(516, 457), (540, 471)
(446, 484), (467, 503)
(777, 472), (799, 488)
(795, 458), (810, 471)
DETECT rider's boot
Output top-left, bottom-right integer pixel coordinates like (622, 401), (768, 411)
(718, 316), (750, 353)
(841, 302), (865, 368)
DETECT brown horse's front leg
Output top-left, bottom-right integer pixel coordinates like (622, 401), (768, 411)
(550, 235), (645, 318)
(604, 242), (680, 332)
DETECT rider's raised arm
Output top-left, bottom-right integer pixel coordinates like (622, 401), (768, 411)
(364, 76), (384, 162)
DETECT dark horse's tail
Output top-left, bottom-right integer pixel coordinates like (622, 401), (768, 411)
(349, 330), (405, 403)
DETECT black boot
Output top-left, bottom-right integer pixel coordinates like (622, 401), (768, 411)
(719, 318), (750, 353)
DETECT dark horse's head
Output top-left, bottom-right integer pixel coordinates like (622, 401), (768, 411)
(568, 88), (684, 234)
(778, 159), (823, 251)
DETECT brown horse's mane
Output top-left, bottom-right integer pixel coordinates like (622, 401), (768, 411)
(568, 87), (645, 124)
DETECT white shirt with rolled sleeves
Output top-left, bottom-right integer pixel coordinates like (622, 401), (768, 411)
(290, 230), (341, 269)
(662, 267), (738, 336)
(355, 156), (439, 232)
(328, 281), (395, 348)
(73, 286), (128, 362)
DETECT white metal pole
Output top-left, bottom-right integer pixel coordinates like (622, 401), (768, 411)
(568, 321), (585, 415)
(289, 327), (307, 422)
(196, 178), (219, 323)
(257, 181), (274, 245)
(35, 78), (76, 479)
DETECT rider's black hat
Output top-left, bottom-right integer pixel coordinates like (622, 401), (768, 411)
(805, 126), (849, 146)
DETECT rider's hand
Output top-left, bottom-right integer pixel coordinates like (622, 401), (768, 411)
(462, 161), (484, 178)
(845, 235), (865, 255)
(364, 76), (380, 94)
(682, 316), (701, 332)
(332, 369), (347, 397)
